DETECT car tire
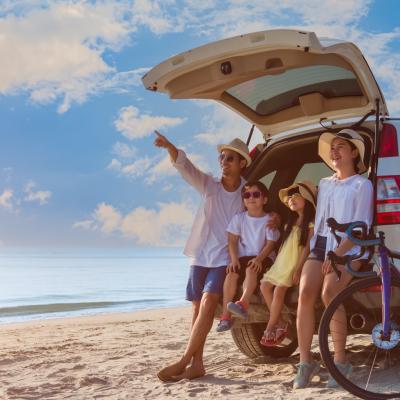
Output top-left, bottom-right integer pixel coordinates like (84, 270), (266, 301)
(231, 321), (298, 359)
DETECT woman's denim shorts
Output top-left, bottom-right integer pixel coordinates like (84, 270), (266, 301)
(307, 235), (327, 262)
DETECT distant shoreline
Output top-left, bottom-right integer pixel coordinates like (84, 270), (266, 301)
(0, 303), (189, 327)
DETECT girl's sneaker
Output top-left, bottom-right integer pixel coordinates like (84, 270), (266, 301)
(216, 318), (233, 332)
(227, 301), (248, 320)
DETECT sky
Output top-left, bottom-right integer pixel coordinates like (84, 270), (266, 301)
(1, 0), (400, 249)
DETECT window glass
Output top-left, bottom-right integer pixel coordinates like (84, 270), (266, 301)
(295, 162), (332, 185)
(226, 65), (362, 116)
(260, 171), (276, 188)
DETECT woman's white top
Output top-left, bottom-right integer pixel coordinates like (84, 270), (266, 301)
(227, 211), (280, 260)
(311, 173), (374, 258)
(172, 149), (245, 268)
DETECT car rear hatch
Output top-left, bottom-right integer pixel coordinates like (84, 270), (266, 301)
(142, 29), (388, 137)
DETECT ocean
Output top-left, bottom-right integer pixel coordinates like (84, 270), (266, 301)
(0, 248), (189, 324)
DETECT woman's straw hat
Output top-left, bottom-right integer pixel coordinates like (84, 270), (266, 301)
(279, 180), (317, 209)
(318, 128), (366, 173)
(217, 138), (251, 166)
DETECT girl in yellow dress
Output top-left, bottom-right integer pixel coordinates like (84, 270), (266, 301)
(260, 181), (317, 346)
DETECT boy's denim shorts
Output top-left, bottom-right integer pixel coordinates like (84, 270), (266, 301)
(186, 265), (227, 302)
(307, 235), (327, 262)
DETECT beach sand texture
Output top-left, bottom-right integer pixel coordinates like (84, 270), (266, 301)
(0, 307), (358, 399)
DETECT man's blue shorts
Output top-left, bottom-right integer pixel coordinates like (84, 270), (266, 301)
(186, 265), (227, 302)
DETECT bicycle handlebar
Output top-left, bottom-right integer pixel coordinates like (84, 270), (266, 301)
(325, 218), (379, 280)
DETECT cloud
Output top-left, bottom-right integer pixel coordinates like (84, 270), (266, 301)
(24, 181), (52, 205)
(0, 2), (142, 112)
(108, 148), (209, 184)
(93, 203), (122, 234)
(74, 200), (195, 246)
(72, 220), (94, 230)
(114, 105), (185, 140)
(107, 158), (123, 172)
(0, 189), (13, 210)
(112, 142), (138, 160)
(131, 0), (186, 34)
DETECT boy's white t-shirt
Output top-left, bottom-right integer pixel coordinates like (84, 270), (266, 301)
(227, 211), (280, 261)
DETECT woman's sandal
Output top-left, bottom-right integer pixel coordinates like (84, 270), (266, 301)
(260, 328), (277, 347)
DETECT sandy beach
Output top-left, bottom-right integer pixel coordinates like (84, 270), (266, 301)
(0, 307), (357, 399)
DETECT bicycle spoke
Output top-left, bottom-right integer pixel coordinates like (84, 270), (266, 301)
(365, 347), (379, 390)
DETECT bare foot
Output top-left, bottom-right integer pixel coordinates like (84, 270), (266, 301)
(157, 362), (186, 382)
(175, 365), (205, 380)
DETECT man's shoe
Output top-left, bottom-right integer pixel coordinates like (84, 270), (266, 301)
(326, 362), (352, 388)
(216, 318), (233, 332)
(293, 360), (320, 389)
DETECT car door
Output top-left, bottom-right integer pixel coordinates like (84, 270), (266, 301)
(142, 29), (388, 138)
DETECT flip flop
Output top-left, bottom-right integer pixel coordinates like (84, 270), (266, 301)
(260, 328), (277, 347)
(274, 322), (289, 345)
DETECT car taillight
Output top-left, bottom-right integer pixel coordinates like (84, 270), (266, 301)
(376, 176), (400, 224)
(379, 124), (399, 157)
(249, 144), (264, 160)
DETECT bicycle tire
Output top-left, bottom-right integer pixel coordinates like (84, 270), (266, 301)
(319, 276), (400, 399)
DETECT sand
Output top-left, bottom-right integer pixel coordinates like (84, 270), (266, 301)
(0, 307), (358, 399)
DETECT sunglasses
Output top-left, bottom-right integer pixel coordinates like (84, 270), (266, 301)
(243, 191), (262, 199)
(219, 153), (237, 163)
(285, 192), (303, 203)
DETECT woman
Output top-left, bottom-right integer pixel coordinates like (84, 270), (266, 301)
(293, 129), (374, 389)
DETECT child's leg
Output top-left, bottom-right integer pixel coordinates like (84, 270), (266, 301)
(265, 286), (288, 331)
(239, 267), (259, 307)
(260, 281), (275, 311)
(221, 271), (239, 318)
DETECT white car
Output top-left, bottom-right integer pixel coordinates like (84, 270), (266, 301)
(143, 29), (400, 359)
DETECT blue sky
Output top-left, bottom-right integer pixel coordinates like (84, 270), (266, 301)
(1, 0), (400, 248)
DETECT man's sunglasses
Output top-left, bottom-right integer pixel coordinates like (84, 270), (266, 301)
(219, 153), (237, 163)
(242, 191), (262, 199)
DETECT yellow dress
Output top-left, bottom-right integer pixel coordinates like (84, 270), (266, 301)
(262, 223), (313, 287)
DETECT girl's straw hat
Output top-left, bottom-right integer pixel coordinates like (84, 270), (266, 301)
(279, 181), (317, 209)
(217, 138), (251, 166)
(318, 128), (367, 173)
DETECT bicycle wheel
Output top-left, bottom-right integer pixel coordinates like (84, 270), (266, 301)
(319, 276), (400, 400)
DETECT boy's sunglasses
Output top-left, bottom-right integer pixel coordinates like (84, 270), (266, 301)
(219, 153), (236, 163)
(243, 191), (262, 199)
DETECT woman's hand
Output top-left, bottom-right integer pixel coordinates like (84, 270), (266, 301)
(322, 257), (334, 275)
(227, 259), (241, 273)
(247, 257), (262, 273)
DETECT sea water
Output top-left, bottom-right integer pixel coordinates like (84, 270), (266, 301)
(0, 248), (188, 324)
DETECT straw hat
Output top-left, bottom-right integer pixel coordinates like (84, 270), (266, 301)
(318, 128), (367, 173)
(217, 138), (251, 167)
(279, 180), (317, 209)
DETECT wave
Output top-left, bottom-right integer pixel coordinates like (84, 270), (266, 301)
(0, 299), (166, 317)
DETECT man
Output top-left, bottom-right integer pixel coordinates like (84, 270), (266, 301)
(154, 130), (251, 382)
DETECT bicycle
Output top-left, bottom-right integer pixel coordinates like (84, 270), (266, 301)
(318, 217), (400, 399)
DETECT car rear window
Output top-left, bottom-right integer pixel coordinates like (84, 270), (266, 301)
(226, 65), (363, 116)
